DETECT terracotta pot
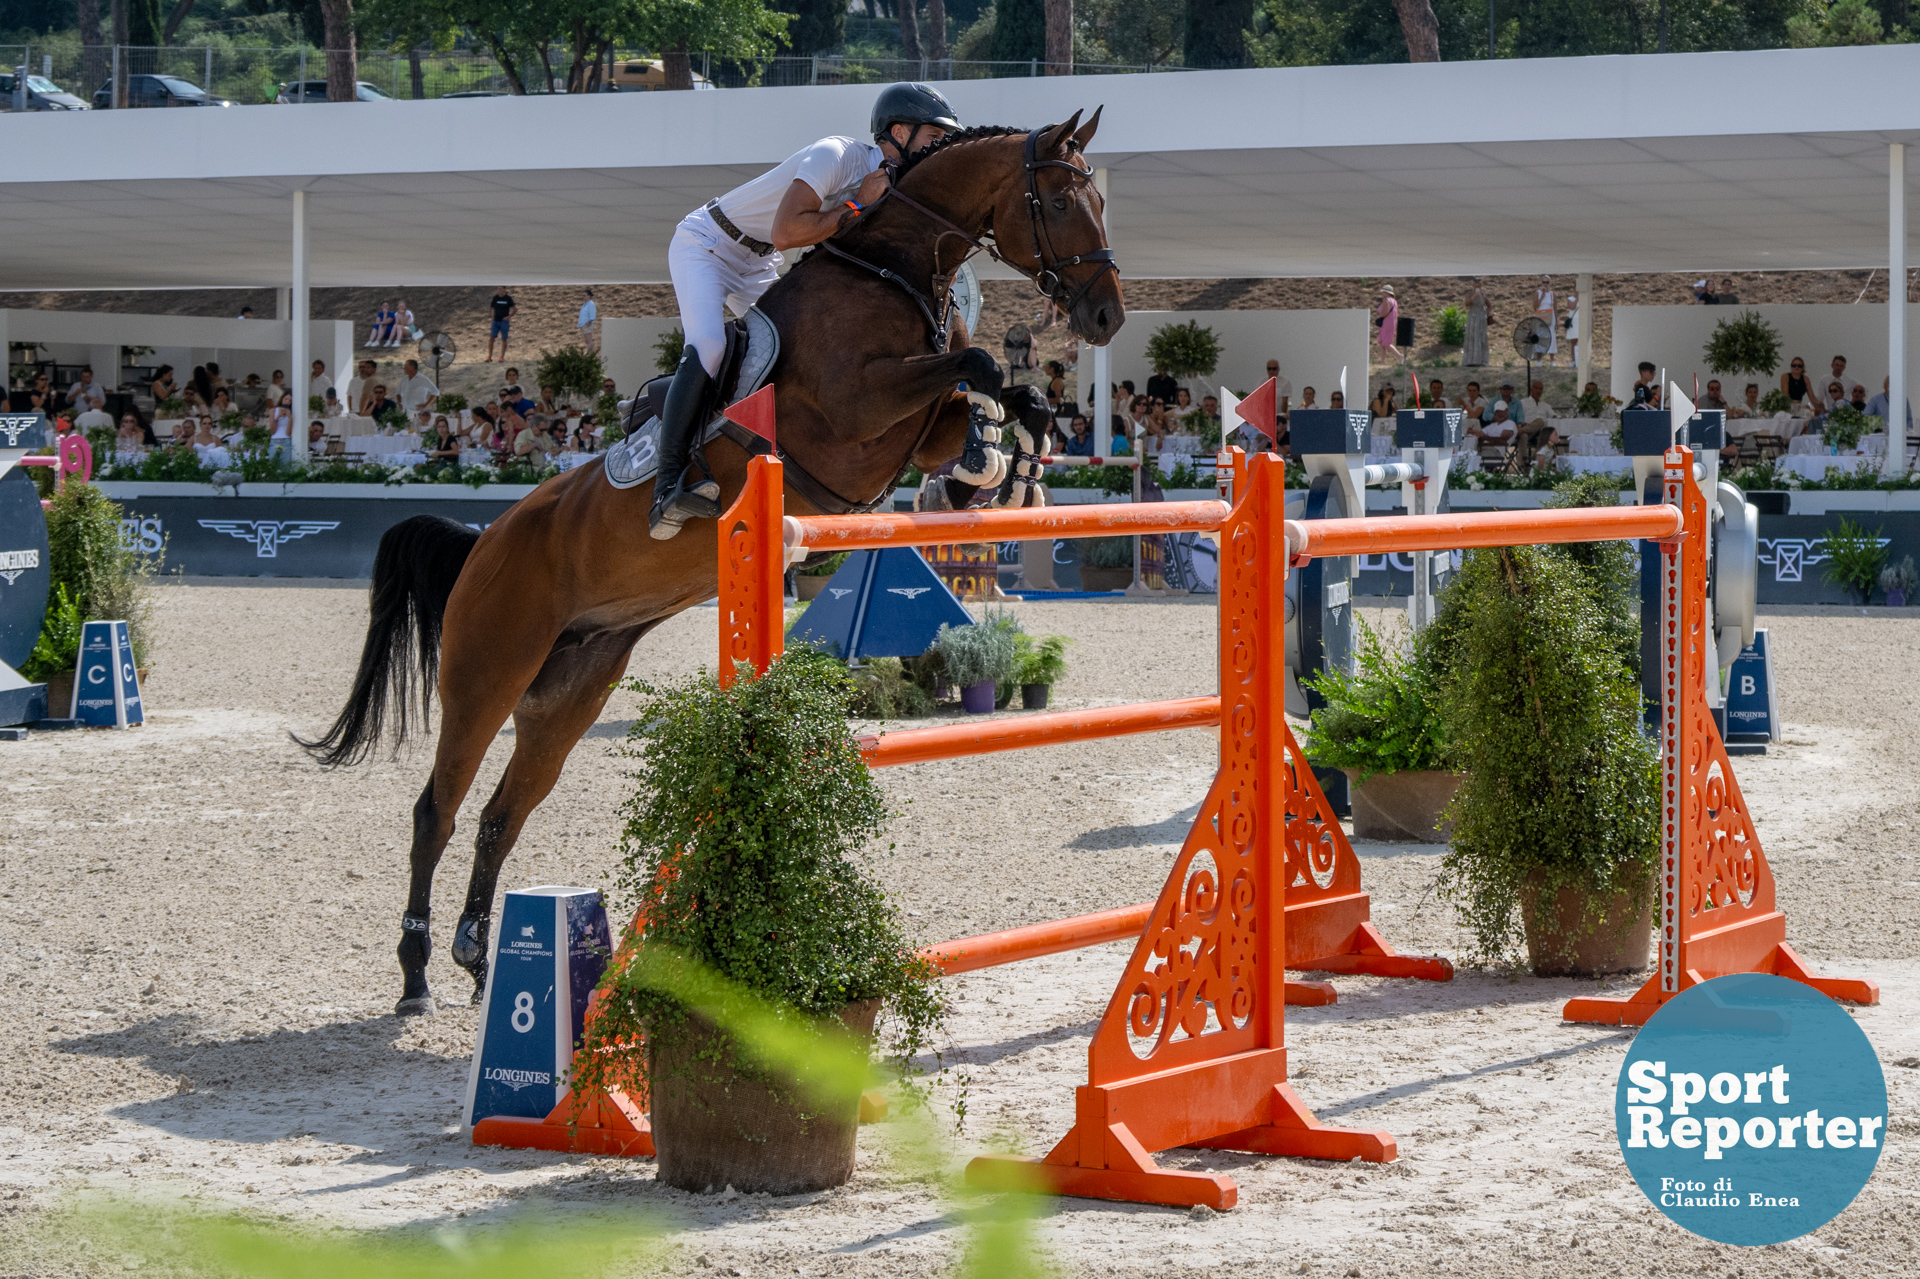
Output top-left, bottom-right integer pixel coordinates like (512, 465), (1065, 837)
(960, 680), (996, 714)
(44, 672), (73, 718)
(1346, 770), (1460, 842)
(1078, 566), (1133, 592)
(650, 998), (881, 1196)
(1021, 683), (1050, 710)
(1519, 873), (1654, 977)
(795, 574), (831, 601)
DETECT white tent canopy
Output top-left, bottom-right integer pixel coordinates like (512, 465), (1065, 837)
(0, 44), (1914, 289)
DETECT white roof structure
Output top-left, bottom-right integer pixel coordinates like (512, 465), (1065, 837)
(0, 43), (1915, 289)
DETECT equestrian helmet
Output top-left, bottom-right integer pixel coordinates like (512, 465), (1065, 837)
(870, 82), (961, 146)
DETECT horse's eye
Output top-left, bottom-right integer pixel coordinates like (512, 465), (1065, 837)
(1051, 197), (1069, 212)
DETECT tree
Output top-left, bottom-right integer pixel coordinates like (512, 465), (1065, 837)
(783, 0), (849, 56)
(1392, 0), (1441, 59)
(1185, 0), (1251, 67)
(629, 0), (790, 89)
(162, 0), (196, 44)
(78, 0), (107, 101)
(319, 0), (357, 100)
(127, 0), (162, 46)
(357, 0), (460, 97)
(901, 0), (924, 60)
(1044, 0), (1071, 69)
(991, 0), (1046, 62)
(1788, 0), (1896, 44)
(926, 0), (949, 59)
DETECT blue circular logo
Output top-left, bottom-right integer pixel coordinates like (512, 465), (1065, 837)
(1617, 974), (1886, 1245)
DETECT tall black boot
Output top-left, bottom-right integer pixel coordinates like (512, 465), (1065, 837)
(648, 352), (723, 541)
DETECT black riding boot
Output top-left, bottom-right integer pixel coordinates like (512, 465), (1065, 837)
(648, 352), (723, 541)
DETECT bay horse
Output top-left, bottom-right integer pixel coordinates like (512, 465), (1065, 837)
(301, 111), (1124, 1015)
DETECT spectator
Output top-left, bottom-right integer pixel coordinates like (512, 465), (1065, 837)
(1562, 286), (1580, 366)
(179, 385), (204, 415)
(1827, 355), (1863, 404)
(470, 404), (502, 450)
(75, 400), (113, 431)
(514, 413), (558, 460)
(149, 364), (177, 403)
(309, 359), (333, 401)
(189, 363), (215, 408)
(367, 299), (391, 348)
(1629, 361), (1659, 407)
(1003, 321), (1034, 371)
(1064, 335), (1078, 371)
(1729, 383), (1764, 419)
(308, 420), (329, 455)
(68, 366), (107, 414)
(1297, 386), (1317, 411)
(1045, 361), (1067, 413)
(1126, 395), (1151, 443)
(1533, 275), (1558, 365)
(1370, 384), (1397, 421)
(1777, 356), (1809, 407)
(486, 287), (517, 363)
(1109, 416), (1134, 455)
(209, 387), (233, 416)
(238, 305), (255, 319)
(1814, 380), (1848, 422)
(1146, 364), (1179, 405)
(1714, 277), (1740, 305)
(1198, 393), (1221, 427)
(534, 384), (561, 416)
(170, 417), (195, 447)
(366, 384), (399, 422)
(1062, 413), (1095, 456)
(115, 412), (148, 454)
(426, 415), (460, 462)
(578, 288), (599, 354)
(1329, 390), (1346, 410)
(1374, 286), (1399, 359)
(1468, 402), (1519, 449)
(395, 358), (439, 416)
(494, 392), (527, 441)
(320, 387), (344, 417)
(1700, 380), (1728, 411)
(346, 359), (376, 415)
(600, 375), (619, 402)
(1519, 379), (1556, 423)
(206, 362), (226, 393)
(1494, 382), (1519, 422)
(1866, 376), (1915, 430)
(1264, 359), (1293, 416)
(269, 393), (295, 458)
(1458, 381), (1487, 422)
(391, 299), (416, 348)
(1420, 378), (1448, 408)
(502, 384), (534, 417)
(1463, 280), (1492, 367)
(1693, 279), (1713, 305)
(502, 367), (526, 400)
(192, 415), (231, 467)
(1144, 399), (1172, 451)
(1849, 384), (1870, 413)
(1173, 387), (1192, 413)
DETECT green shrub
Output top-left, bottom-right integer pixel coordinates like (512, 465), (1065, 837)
(1821, 403), (1877, 451)
(534, 345), (606, 399)
(1542, 471), (1641, 675)
(1300, 619), (1449, 782)
(1880, 555), (1918, 596)
(654, 328), (686, 376)
(1142, 320), (1220, 380)
(1433, 304), (1467, 347)
(437, 392), (469, 413)
(1574, 386), (1609, 417)
(799, 551), (849, 578)
(1758, 388), (1792, 414)
(933, 618), (1017, 687)
(1703, 310), (1781, 378)
(578, 656), (944, 1103)
(1821, 516), (1888, 603)
(20, 584), (83, 683)
(1429, 545), (1660, 966)
(848, 657), (935, 719)
(1082, 536), (1134, 569)
(42, 482), (160, 667)
(1015, 634), (1070, 686)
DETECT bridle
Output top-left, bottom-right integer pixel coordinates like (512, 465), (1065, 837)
(823, 123), (1121, 348)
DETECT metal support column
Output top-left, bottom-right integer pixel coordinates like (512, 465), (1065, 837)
(1090, 167), (1112, 457)
(289, 190), (309, 464)
(1890, 142), (1909, 478)
(1575, 271), (1593, 399)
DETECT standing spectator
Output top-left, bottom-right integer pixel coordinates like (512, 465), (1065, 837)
(1533, 276), (1558, 365)
(1463, 280), (1491, 367)
(67, 366), (107, 415)
(238, 305), (255, 319)
(347, 359), (377, 415)
(502, 367), (526, 401)
(1003, 321), (1033, 371)
(577, 288), (599, 354)
(191, 364), (215, 408)
(395, 358), (439, 417)
(1374, 286), (1399, 361)
(1715, 277), (1740, 305)
(1562, 286), (1580, 367)
(1693, 279), (1713, 305)
(1264, 359), (1293, 416)
(1826, 354), (1862, 404)
(1043, 360), (1067, 413)
(149, 364), (178, 404)
(205, 362), (226, 393)
(1370, 384), (1397, 421)
(486, 287), (517, 363)
(1629, 361), (1659, 407)
(269, 393), (295, 459)
(1145, 363), (1178, 405)
(309, 359), (333, 402)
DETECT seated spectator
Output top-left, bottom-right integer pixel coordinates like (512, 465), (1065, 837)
(392, 300), (415, 348)
(1145, 399), (1172, 451)
(115, 412), (149, 454)
(1062, 414), (1095, 456)
(1424, 378), (1449, 408)
(1467, 402), (1518, 449)
(1849, 384), (1870, 414)
(169, 417), (194, 447)
(1629, 361), (1658, 407)
(1296, 386), (1317, 411)
(240, 373), (263, 390)
(514, 414), (558, 459)
(1370, 384), (1397, 420)
(1519, 380), (1556, 423)
(308, 421), (329, 455)
(191, 416), (232, 467)
(68, 366), (107, 415)
(426, 416), (460, 461)
(367, 299), (394, 349)
(1458, 382), (1487, 422)
(1198, 394), (1221, 427)
(502, 367), (525, 399)
(205, 361), (226, 393)
(1728, 383), (1763, 419)
(1109, 416), (1134, 455)
(1781, 356), (1811, 407)
(210, 387), (234, 417)
(468, 405), (502, 450)
(1495, 382), (1520, 422)
(321, 387), (343, 417)
(503, 385), (535, 418)
(1815, 380), (1848, 419)
(534, 384), (561, 417)
(1328, 390), (1346, 410)
(179, 386), (204, 414)
(1700, 379), (1728, 411)
(1865, 377), (1915, 430)
(75, 401), (113, 431)
(1174, 387), (1192, 413)
(1715, 277), (1740, 305)
(366, 384), (399, 423)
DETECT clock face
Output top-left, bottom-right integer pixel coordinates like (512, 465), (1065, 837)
(951, 261), (983, 340)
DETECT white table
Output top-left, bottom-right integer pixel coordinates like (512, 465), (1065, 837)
(1776, 454), (1877, 482)
(1561, 455), (1632, 475)
(353, 433), (424, 457)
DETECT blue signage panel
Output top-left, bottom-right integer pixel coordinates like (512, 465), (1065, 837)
(464, 886), (612, 1128)
(71, 620), (142, 727)
(1724, 629), (1780, 742)
(788, 548), (973, 659)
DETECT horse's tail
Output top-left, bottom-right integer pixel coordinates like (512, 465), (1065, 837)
(296, 515), (480, 768)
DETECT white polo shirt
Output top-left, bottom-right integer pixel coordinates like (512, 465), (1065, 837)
(69, 380), (106, 410)
(708, 137), (886, 245)
(395, 371), (438, 413)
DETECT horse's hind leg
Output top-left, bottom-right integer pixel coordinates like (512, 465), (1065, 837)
(448, 624), (653, 1000)
(396, 704), (505, 1015)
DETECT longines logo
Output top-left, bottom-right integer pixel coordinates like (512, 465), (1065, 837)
(0, 548), (38, 585)
(198, 519), (340, 558)
(1759, 534), (1890, 583)
(0, 416), (45, 447)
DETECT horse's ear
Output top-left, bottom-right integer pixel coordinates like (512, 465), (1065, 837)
(1072, 106), (1102, 152)
(1041, 110), (1083, 155)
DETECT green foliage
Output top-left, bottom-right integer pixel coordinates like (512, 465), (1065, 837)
(307, 395), (325, 413)
(934, 616), (1019, 687)
(1543, 470), (1641, 674)
(437, 392), (469, 413)
(990, 0), (1046, 61)
(800, 551), (849, 577)
(155, 397), (185, 416)
(654, 327), (686, 375)
(1574, 386), (1609, 417)
(42, 482), (160, 667)
(534, 344), (606, 399)
(1821, 515), (1890, 603)
(1821, 403), (1877, 450)
(20, 584), (82, 683)
(1015, 633), (1071, 686)
(582, 657), (943, 1104)
(1758, 387), (1793, 414)
(1881, 554), (1918, 595)
(1300, 618), (1450, 782)
(1789, 0), (1899, 46)
(1082, 535), (1135, 569)
(848, 656), (936, 719)
(1433, 304), (1468, 347)
(1142, 320), (1221, 380)
(1428, 545), (1659, 966)
(375, 403), (411, 431)
(1703, 310), (1782, 377)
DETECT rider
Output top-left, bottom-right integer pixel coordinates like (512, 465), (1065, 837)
(649, 81), (963, 540)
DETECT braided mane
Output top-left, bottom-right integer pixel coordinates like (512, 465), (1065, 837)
(893, 124), (1028, 177)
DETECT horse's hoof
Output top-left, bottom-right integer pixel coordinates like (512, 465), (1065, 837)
(395, 995), (435, 1017)
(470, 983), (486, 1007)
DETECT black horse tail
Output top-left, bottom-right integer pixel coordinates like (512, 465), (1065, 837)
(296, 515), (480, 768)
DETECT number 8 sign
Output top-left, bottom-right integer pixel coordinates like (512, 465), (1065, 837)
(463, 886), (612, 1129)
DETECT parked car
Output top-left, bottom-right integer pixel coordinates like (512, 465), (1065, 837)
(440, 90), (506, 98)
(0, 72), (89, 110)
(605, 59), (715, 91)
(91, 74), (231, 109)
(274, 80), (396, 103)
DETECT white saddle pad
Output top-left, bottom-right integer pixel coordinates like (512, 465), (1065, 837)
(602, 306), (780, 491)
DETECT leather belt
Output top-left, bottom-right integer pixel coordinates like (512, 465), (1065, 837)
(704, 201), (775, 257)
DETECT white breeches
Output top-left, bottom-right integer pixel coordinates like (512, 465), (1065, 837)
(668, 210), (782, 377)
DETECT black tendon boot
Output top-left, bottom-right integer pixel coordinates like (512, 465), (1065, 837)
(648, 352), (723, 540)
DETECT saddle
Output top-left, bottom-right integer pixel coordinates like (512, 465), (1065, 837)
(601, 308), (778, 493)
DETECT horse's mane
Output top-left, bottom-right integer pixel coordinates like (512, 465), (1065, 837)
(893, 124), (1028, 179)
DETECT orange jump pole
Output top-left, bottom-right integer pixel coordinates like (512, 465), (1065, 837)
(787, 500), (1230, 553)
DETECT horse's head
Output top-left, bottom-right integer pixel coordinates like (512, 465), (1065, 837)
(997, 108), (1125, 347)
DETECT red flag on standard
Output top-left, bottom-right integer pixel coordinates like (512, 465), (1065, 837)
(723, 384), (777, 447)
(1235, 378), (1277, 434)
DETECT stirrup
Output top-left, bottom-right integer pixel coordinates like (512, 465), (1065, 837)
(649, 484), (721, 541)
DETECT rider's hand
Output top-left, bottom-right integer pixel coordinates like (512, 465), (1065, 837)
(855, 169), (890, 208)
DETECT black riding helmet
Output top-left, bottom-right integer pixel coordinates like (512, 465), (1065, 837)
(870, 82), (961, 148)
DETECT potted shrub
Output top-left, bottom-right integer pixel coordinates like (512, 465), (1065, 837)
(21, 586), (83, 714)
(1427, 541), (1660, 977)
(1301, 620), (1455, 842)
(32, 482), (160, 701)
(795, 551), (848, 601)
(577, 656), (943, 1195)
(1702, 310), (1781, 385)
(1015, 634), (1070, 710)
(1880, 555), (1917, 608)
(1078, 536), (1135, 592)
(1821, 516), (1889, 604)
(933, 618), (1017, 714)
(1820, 404), (1876, 453)
(848, 656), (935, 719)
